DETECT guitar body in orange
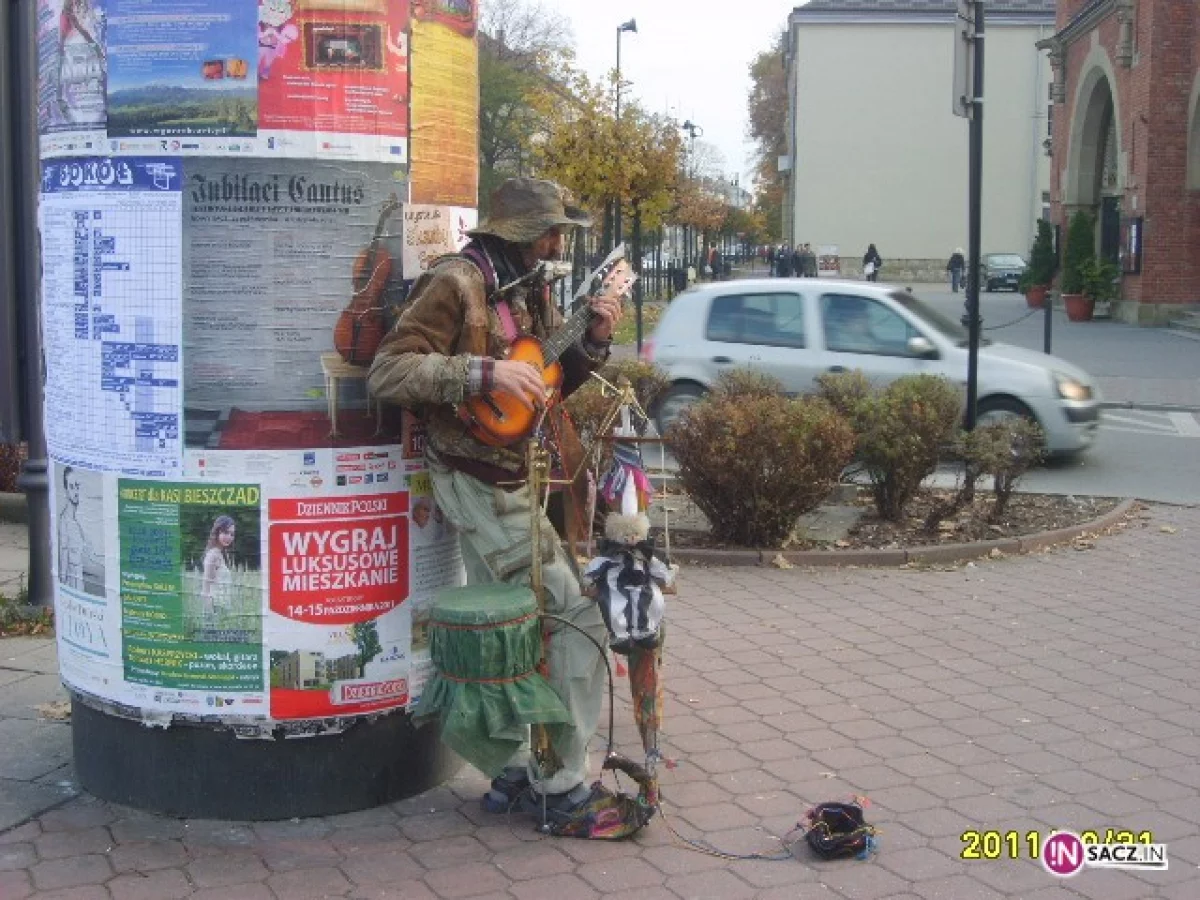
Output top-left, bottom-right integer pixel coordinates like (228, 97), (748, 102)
(459, 336), (563, 447)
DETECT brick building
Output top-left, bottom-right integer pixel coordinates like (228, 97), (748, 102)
(1041, 0), (1200, 323)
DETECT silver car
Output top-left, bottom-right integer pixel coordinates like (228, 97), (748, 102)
(642, 279), (1101, 457)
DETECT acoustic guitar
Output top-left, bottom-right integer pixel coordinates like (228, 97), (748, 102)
(459, 249), (634, 448)
(334, 194), (400, 365)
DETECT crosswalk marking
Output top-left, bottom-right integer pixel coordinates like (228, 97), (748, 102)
(1168, 412), (1200, 437)
(1101, 410), (1200, 439)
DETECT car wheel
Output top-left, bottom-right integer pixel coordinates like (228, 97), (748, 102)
(976, 397), (1048, 461)
(655, 383), (707, 435)
(976, 396), (1037, 427)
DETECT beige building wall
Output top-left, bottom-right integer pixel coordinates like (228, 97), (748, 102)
(791, 21), (1053, 272)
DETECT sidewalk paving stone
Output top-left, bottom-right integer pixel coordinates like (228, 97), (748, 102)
(0, 504), (1198, 897)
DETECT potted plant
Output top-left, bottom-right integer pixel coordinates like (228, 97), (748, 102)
(1020, 219), (1056, 309)
(1080, 257), (1120, 318)
(1061, 210), (1096, 322)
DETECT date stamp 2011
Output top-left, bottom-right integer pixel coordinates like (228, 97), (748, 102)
(961, 829), (1156, 861)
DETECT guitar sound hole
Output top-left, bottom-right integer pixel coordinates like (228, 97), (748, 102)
(483, 394), (506, 420)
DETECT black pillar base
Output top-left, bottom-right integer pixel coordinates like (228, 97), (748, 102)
(72, 700), (462, 820)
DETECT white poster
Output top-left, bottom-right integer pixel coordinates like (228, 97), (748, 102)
(39, 157), (183, 476)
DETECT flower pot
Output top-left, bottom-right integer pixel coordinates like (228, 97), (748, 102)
(1062, 293), (1094, 322)
(1024, 285), (1048, 309)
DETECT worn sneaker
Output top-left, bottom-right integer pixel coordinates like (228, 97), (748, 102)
(482, 766), (530, 813)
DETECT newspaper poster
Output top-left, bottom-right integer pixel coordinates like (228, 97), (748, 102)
(267, 492), (411, 718)
(105, 0), (259, 139)
(117, 480), (266, 705)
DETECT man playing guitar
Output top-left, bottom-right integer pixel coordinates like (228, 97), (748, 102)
(368, 177), (633, 832)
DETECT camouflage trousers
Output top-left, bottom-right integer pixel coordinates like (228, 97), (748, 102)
(427, 451), (608, 796)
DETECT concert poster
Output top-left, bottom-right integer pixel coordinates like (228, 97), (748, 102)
(257, 0), (410, 155)
(180, 157), (407, 451)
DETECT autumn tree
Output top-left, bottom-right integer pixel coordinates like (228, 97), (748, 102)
(478, 0), (573, 210)
(747, 31), (789, 241)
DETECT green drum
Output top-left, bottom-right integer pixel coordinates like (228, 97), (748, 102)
(414, 584), (570, 776)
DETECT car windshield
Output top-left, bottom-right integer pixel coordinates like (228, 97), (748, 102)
(889, 290), (988, 347)
(987, 254), (1026, 267)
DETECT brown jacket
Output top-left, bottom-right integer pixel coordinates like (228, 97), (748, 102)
(367, 253), (606, 478)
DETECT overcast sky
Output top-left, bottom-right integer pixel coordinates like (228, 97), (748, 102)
(539, 0), (800, 188)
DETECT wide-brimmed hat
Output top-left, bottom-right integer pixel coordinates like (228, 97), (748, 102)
(469, 177), (592, 243)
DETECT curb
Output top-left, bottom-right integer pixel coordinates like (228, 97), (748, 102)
(670, 498), (1138, 568)
(0, 493), (27, 524)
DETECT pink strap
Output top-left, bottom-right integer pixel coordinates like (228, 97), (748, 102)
(495, 300), (519, 343)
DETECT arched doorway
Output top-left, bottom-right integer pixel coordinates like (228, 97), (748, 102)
(1067, 65), (1122, 262)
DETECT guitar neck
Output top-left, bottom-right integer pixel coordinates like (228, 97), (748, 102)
(540, 301), (597, 366)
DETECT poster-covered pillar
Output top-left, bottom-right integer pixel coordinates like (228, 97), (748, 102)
(36, 0), (480, 820)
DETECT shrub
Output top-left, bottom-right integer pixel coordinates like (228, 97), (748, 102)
(1019, 219), (1058, 292)
(713, 367), (785, 400)
(965, 419), (1045, 521)
(922, 430), (985, 533)
(666, 394), (856, 547)
(1080, 258), (1120, 304)
(856, 375), (963, 521)
(1061, 210), (1095, 295)
(815, 369), (873, 423)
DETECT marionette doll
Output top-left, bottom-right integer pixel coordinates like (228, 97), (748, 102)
(583, 446), (674, 655)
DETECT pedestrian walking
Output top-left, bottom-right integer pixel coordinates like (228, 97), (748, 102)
(862, 243), (882, 282)
(776, 245), (793, 278)
(802, 243), (818, 277)
(946, 247), (966, 293)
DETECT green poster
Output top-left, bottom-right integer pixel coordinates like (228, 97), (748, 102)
(118, 481), (265, 692)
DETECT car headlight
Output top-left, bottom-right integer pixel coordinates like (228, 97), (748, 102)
(1054, 373), (1091, 401)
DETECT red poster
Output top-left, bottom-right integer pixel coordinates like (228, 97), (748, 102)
(268, 491), (411, 719)
(258, 0), (410, 138)
(268, 493), (409, 624)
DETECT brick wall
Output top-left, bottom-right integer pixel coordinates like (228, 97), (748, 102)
(1050, 0), (1200, 314)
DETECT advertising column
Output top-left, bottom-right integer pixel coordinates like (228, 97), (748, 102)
(37, 0), (478, 819)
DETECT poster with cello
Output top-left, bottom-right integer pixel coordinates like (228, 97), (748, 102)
(181, 157), (408, 451)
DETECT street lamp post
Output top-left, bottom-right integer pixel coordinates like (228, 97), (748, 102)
(614, 18), (636, 248)
(681, 119), (702, 274)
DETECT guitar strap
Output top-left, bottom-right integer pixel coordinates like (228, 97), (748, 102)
(459, 244), (519, 342)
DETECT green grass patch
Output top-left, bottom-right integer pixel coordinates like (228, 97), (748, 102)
(613, 302), (665, 346)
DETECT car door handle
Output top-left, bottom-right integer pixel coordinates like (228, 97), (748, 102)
(827, 365), (847, 373)
(712, 356), (733, 364)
